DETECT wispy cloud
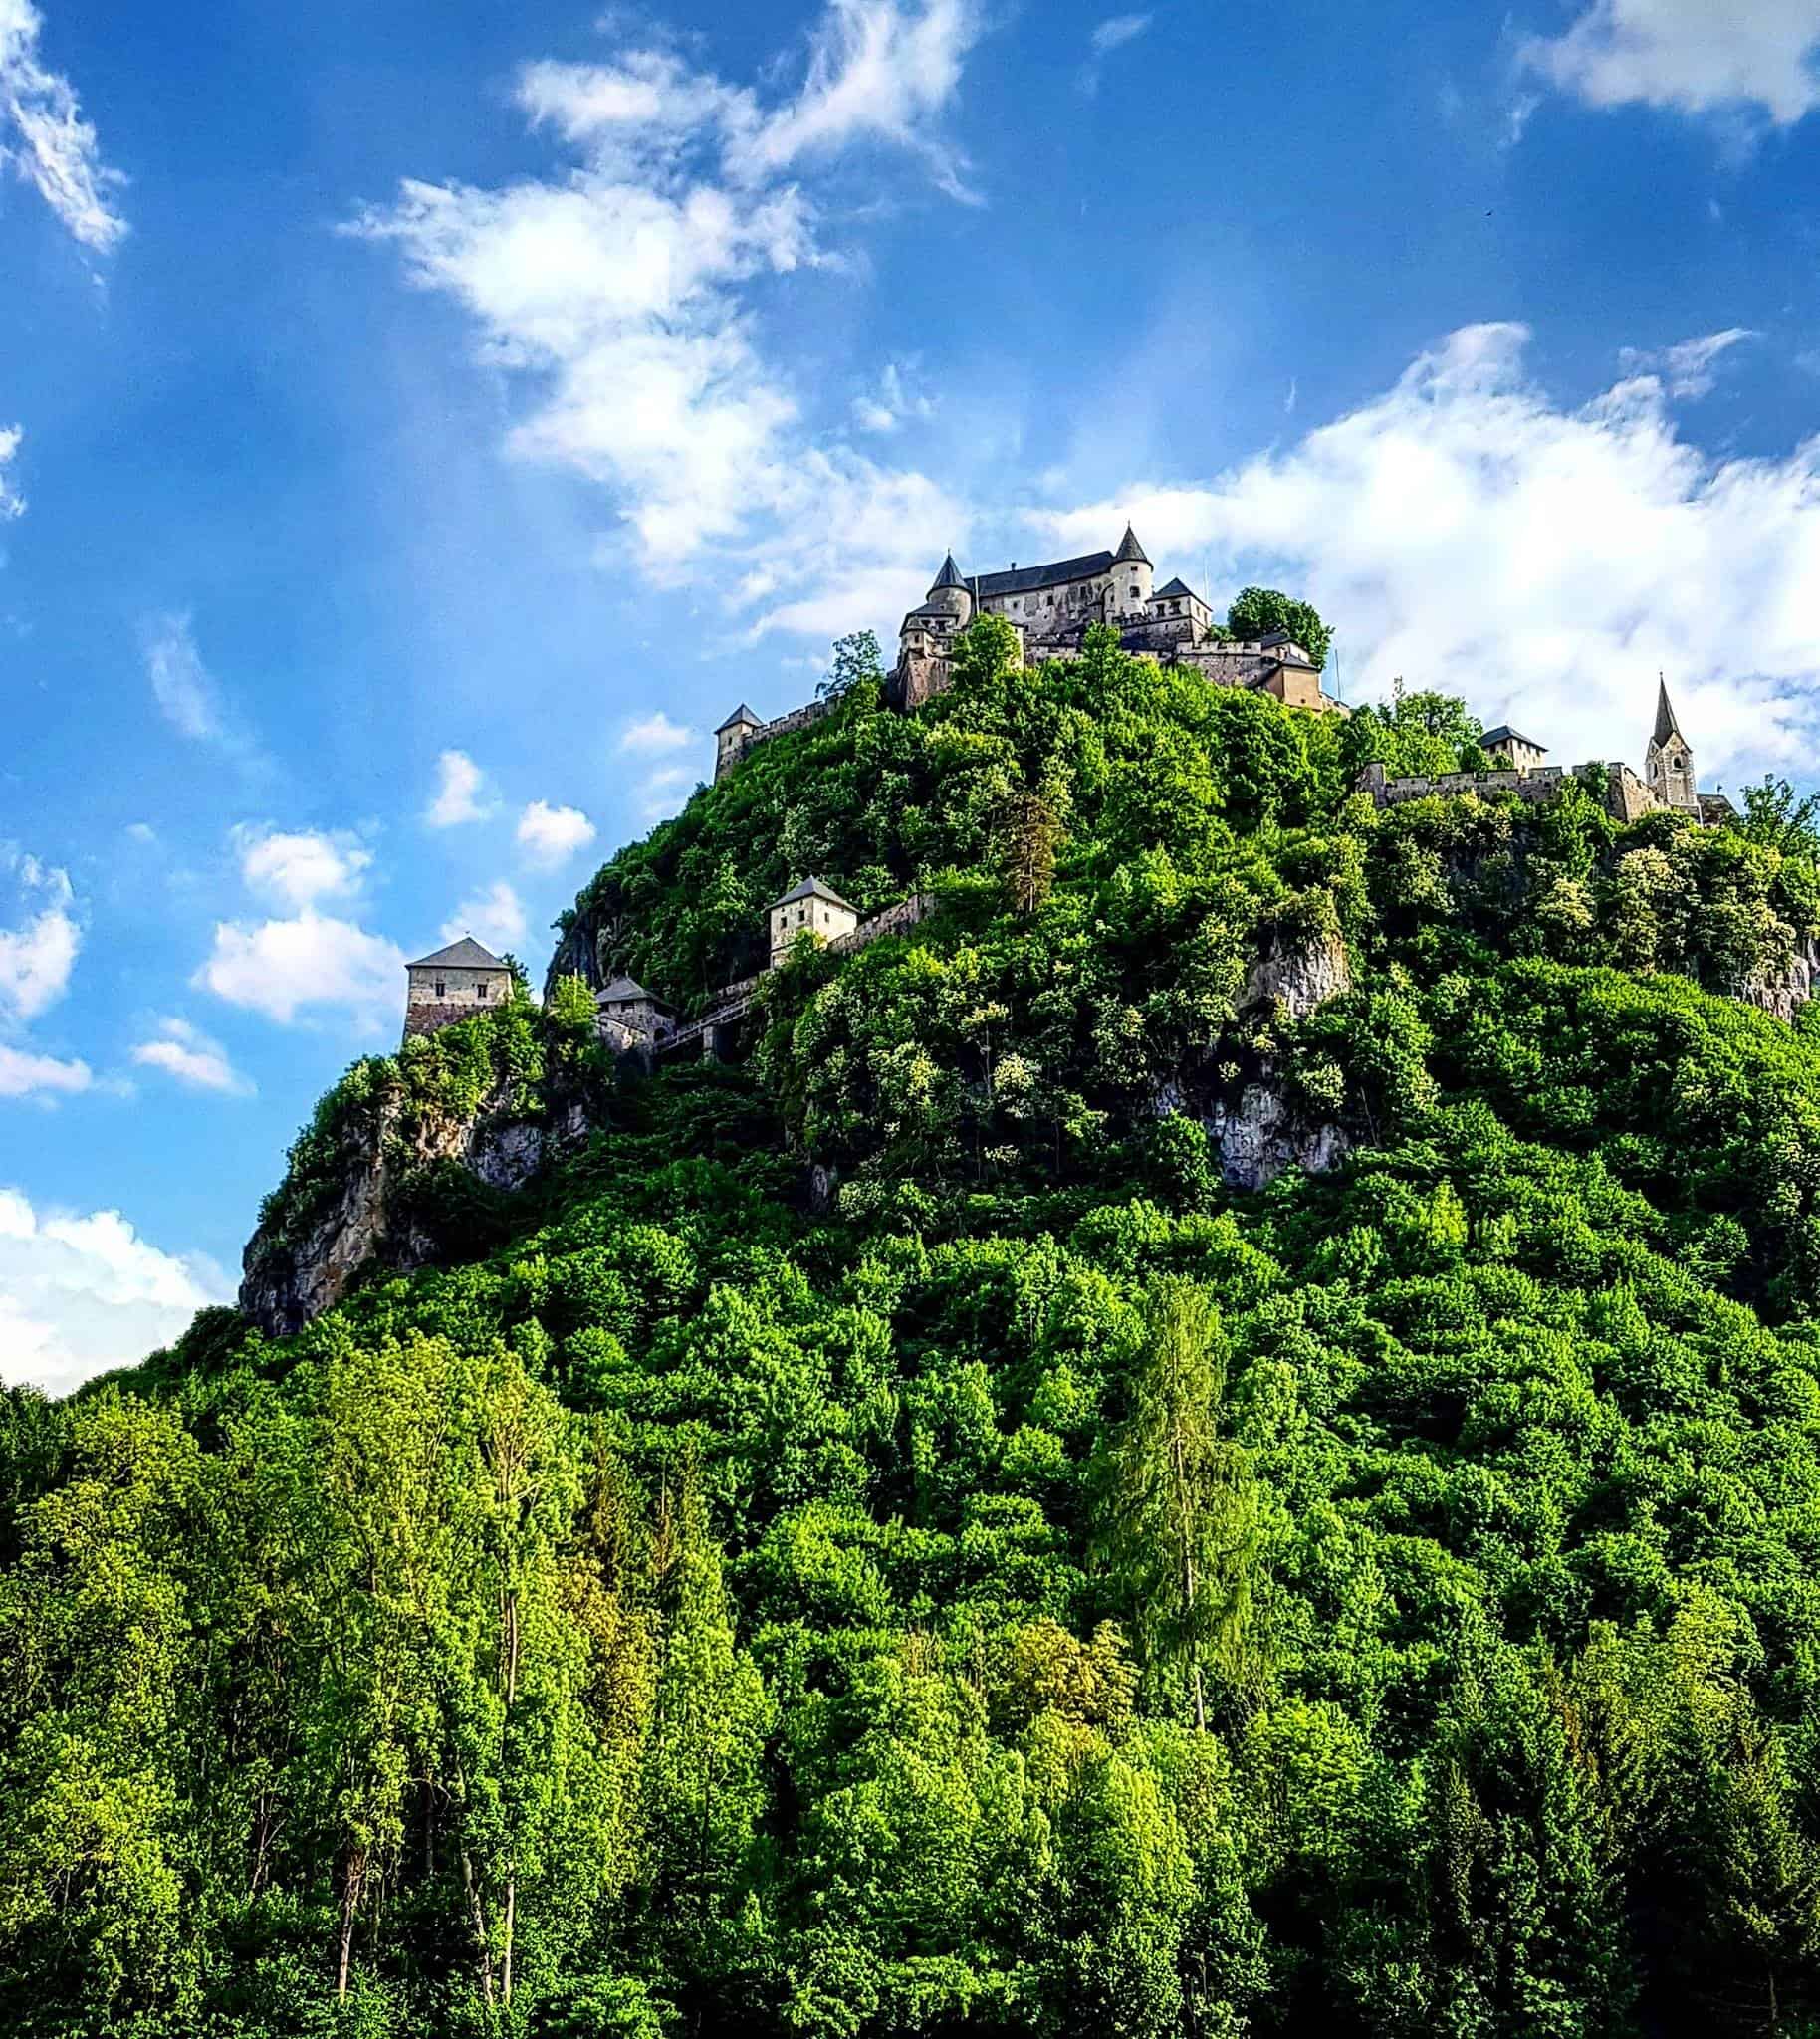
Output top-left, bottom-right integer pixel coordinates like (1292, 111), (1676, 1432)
(0, 0), (127, 251)
(349, 0), (979, 642)
(232, 824), (372, 911)
(1617, 326), (1757, 397)
(0, 423), (23, 520)
(1079, 11), (1152, 92)
(129, 1017), (252, 1096)
(0, 850), (78, 1024)
(141, 612), (262, 764)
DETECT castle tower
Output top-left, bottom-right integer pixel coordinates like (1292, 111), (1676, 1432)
(1111, 524), (1153, 618)
(1645, 678), (1699, 815)
(715, 703), (763, 782)
(922, 551), (974, 628)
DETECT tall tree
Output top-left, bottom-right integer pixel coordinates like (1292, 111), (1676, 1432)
(819, 628), (885, 701)
(1225, 586), (1332, 670)
(1094, 1281), (1258, 1730)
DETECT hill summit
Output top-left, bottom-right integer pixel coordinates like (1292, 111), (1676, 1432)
(11, 619), (1820, 2036)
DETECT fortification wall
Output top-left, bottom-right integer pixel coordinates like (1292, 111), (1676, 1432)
(1354, 760), (1668, 824)
(828, 892), (933, 958)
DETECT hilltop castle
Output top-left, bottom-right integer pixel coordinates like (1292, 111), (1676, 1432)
(716, 528), (1344, 780)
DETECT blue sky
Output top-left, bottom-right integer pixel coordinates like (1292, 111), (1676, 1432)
(6, 0), (1820, 1389)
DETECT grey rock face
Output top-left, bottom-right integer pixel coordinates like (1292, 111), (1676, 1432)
(1205, 1080), (1350, 1192)
(239, 1080), (589, 1336)
(1243, 930), (1351, 1020)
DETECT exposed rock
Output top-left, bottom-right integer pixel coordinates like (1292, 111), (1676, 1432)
(1243, 929), (1351, 1019)
(239, 1079), (588, 1337)
(1205, 1078), (1350, 1192)
(1737, 936), (1820, 1024)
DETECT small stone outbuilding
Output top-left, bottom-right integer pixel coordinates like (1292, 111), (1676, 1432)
(596, 975), (674, 1048)
(769, 877), (859, 967)
(404, 937), (512, 1041)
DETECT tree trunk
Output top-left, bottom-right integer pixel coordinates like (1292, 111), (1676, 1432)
(336, 1845), (366, 2002)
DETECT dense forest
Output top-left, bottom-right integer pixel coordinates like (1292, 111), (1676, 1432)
(14, 618), (1820, 2036)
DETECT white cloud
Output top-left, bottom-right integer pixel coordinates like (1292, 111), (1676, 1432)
(516, 799), (596, 868)
(1080, 12), (1151, 92)
(0, 1040), (90, 1099)
(0, 422), (23, 520)
(1520, 0), (1820, 126)
(636, 763), (695, 822)
(0, 1187), (227, 1398)
(0, 0), (126, 251)
(195, 910), (405, 1027)
(350, 1), (979, 638)
(141, 611), (256, 757)
(1030, 322), (1820, 781)
(425, 747), (494, 827)
(1091, 12), (1152, 55)
(617, 710), (695, 754)
(851, 359), (935, 434)
(124, 820), (156, 844)
(0, 850), (78, 1023)
(441, 879), (526, 950)
(1618, 327), (1757, 397)
(233, 824), (371, 910)
(128, 1017), (251, 1096)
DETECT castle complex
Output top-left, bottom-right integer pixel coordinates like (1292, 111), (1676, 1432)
(408, 622), (1732, 1054)
(716, 529), (1343, 781)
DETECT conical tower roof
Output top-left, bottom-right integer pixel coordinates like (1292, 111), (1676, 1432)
(930, 552), (964, 592)
(1652, 677), (1686, 748)
(1113, 523), (1151, 566)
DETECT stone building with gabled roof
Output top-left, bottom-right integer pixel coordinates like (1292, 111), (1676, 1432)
(595, 974), (674, 1050)
(769, 876), (859, 966)
(403, 936), (513, 1042)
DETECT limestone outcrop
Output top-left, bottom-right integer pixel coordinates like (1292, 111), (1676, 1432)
(239, 1080), (584, 1337)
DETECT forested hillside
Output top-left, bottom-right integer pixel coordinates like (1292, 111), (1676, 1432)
(12, 620), (1820, 2036)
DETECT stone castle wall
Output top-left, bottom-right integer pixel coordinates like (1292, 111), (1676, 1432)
(1355, 760), (1664, 822)
(717, 695), (838, 778)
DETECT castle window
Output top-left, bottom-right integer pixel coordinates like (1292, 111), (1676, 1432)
(477, 980), (490, 999)
(435, 981), (445, 998)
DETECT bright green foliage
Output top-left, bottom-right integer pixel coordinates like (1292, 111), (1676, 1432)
(1225, 588), (1332, 671)
(14, 644), (1820, 2033)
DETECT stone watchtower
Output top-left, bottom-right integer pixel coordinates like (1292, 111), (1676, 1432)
(403, 936), (511, 1041)
(1646, 679), (1699, 816)
(716, 704), (763, 781)
(1110, 523), (1153, 620)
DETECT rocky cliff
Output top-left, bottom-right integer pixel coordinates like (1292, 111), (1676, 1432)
(239, 1072), (588, 1336)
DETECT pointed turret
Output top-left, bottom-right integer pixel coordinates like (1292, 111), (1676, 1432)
(930, 552), (965, 593)
(1113, 523), (1151, 566)
(1645, 676), (1699, 816)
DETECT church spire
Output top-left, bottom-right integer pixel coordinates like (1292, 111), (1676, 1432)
(1652, 674), (1685, 749)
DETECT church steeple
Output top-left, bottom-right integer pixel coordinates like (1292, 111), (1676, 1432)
(1646, 676), (1699, 815)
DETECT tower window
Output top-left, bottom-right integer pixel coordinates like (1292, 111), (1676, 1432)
(477, 980), (490, 999)
(435, 981), (445, 998)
